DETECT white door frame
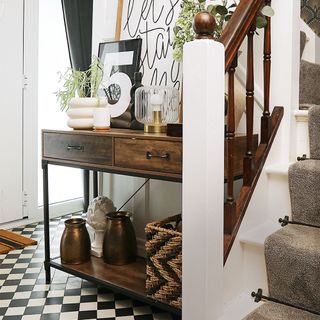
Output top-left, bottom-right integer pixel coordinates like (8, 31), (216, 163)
(22, 0), (39, 220)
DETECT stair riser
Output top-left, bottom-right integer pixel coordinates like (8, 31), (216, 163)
(243, 245), (268, 295)
(295, 118), (310, 158)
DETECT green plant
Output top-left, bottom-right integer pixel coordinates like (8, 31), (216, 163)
(56, 56), (104, 111)
(173, 0), (275, 62)
(173, 0), (206, 61)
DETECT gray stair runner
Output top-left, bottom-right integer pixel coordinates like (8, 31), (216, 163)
(265, 224), (320, 314)
(244, 301), (320, 320)
(289, 160), (320, 227)
(243, 105), (320, 319)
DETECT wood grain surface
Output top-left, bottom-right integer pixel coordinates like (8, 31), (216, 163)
(43, 132), (112, 165)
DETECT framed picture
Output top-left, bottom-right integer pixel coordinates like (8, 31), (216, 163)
(98, 39), (142, 119)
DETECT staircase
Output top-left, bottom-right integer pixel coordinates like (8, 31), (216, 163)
(182, 1), (301, 319)
(243, 105), (320, 319)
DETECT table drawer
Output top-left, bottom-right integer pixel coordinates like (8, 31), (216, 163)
(115, 138), (182, 174)
(43, 132), (112, 165)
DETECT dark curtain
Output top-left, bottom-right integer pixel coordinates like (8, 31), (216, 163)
(61, 0), (94, 212)
(61, 0), (93, 71)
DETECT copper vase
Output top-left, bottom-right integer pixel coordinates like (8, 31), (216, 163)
(103, 211), (137, 265)
(60, 218), (91, 264)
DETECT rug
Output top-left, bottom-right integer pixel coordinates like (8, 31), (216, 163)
(0, 229), (37, 254)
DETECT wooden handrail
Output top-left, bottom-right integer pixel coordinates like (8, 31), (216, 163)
(219, 0), (264, 71)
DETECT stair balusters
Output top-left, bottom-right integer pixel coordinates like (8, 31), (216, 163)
(243, 25), (256, 186)
(225, 57), (238, 234)
(193, 0), (283, 261)
(261, 0), (272, 143)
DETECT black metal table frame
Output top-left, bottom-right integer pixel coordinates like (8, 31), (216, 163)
(41, 160), (182, 316)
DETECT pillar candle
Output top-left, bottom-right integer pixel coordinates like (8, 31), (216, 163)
(93, 107), (110, 130)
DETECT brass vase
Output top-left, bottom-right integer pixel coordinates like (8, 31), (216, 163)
(103, 211), (137, 265)
(60, 218), (91, 264)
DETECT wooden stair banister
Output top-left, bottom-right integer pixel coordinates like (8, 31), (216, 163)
(220, 0), (265, 71)
(193, 1), (284, 263)
(261, 0), (272, 143)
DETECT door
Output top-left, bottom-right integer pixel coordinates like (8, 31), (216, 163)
(0, 0), (24, 223)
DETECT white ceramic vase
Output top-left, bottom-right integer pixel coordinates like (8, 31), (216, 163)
(67, 97), (108, 130)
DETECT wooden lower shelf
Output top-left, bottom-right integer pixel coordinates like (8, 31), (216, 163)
(50, 256), (181, 316)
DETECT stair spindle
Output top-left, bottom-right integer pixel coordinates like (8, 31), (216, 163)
(244, 24), (256, 186)
(225, 57), (238, 234)
(261, 0), (272, 143)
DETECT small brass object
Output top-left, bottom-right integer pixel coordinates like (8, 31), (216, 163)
(60, 218), (91, 265)
(144, 111), (167, 133)
(103, 211), (137, 265)
(144, 124), (167, 133)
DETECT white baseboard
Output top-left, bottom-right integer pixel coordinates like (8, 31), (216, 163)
(37, 198), (84, 217)
(0, 198), (83, 230)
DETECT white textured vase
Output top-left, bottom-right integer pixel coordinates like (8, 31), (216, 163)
(66, 97), (108, 129)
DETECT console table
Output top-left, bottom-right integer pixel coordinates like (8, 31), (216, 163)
(41, 129), (182, 315)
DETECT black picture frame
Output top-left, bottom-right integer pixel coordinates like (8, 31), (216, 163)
(98, 39), (142, 123)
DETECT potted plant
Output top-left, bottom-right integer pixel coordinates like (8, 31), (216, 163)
(56, 56), (107, 129)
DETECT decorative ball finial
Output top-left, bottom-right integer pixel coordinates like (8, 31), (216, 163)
(193, 11), (216, 40)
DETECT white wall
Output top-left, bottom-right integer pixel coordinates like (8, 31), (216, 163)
(301, 19), (320, 64)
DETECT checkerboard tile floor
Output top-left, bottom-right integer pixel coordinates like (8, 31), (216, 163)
(0, 214), (181, 320)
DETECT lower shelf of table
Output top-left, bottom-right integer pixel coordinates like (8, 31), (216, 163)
(50, 256), (181, 316)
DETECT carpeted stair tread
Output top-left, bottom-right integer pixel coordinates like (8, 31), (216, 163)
(265, 224), (320, 314)
(309, 105), (320, 159)
(289, 159), (320, 227)
(300, 61), (320, 109)
(243, 302), (320, 320)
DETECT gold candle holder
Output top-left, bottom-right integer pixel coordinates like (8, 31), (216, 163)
(144, 111), (167, 133)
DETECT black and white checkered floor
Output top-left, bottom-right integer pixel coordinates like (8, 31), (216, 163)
(0, 214), (181, 320)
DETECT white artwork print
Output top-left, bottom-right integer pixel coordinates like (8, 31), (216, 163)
(102, 51), (134, 85)
(121, 0), (182, 89)
(107, 72), (132, 117)
(101, 51), (134, 118)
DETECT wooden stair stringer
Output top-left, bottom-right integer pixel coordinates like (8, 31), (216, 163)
(224, 107), (284, 263)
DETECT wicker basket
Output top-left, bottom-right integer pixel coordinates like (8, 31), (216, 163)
(145, 214), (182, 309)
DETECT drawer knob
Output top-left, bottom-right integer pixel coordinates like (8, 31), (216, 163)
(146, 151), (170, 161)
(67, 145), (84, 152)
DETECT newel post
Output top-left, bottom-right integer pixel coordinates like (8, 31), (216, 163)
(182, 12), (224, 320)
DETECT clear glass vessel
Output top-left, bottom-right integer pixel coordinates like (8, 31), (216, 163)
(135, 86), (179, 133)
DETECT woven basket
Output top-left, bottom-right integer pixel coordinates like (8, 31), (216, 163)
(145, 214), (182, 309)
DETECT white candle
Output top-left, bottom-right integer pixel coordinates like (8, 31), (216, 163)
(93, 107), (110, 130)
(151, 93), (162, 112)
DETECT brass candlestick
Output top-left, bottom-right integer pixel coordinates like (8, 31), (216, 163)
(144, 110), (166, 133)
